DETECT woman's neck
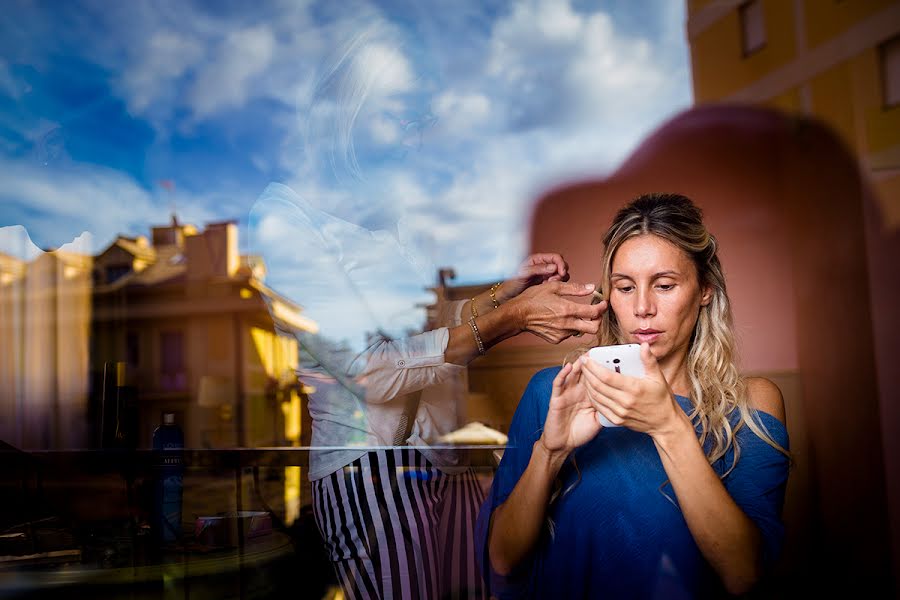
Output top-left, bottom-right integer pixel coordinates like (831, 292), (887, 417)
(659, 347), (692, 397)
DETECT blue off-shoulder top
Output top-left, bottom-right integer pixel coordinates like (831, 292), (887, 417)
(475, 367), (790, 599)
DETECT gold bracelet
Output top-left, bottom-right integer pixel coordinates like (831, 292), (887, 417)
(468, 317), (486, 355)
(489, 282), (502, 309)
(470, 297), (479, 318)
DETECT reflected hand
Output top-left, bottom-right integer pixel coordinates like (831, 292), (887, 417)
(508, 281), (606, 344)
(494, 253), (570, 303)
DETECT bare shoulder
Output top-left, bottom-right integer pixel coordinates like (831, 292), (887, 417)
(744, 377), (786, 425)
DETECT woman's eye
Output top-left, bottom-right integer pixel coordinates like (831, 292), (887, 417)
(616, 286), (634, 293)
(656, 284), (675, 291)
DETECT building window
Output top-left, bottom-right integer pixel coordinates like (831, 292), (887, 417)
(160, 330), (186, 391)
(105, 264), (131, 283)
(739, 0), (766, 57)
(881, 35), (900, 108)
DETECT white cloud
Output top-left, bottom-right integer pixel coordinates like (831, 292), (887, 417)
(0, 225), (44, 260)
(57, 231), (94, 255)
(188, 25), (277, 119)
(485, 0), (678, 130)
(97, 2), (322, 127)
(385, 172), (431, 211)
(535, 0), (582, 41)
(0, 226), (93, 276)
(433, 91), (491, 134)
(269, 17), (426, 183)
(119, 31), (205, 114)
(492, 0), (582, 48)
(565, 14), (665, 118)
(0, 158), (216, 254)
(368, 114), (400, 144)
(352, 42), (415, 99)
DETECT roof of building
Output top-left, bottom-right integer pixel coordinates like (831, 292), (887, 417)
(126, 244), (186, 286)
(114, 237), (155, 261)
(95, 235), (156, 263)
(94, 243), (185, 292)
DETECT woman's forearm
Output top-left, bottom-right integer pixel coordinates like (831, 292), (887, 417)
(345, 291), (520, 406)
(488, 440), (567, 576)
(444, 300), (523, 365)
(652, 418), (764, 595)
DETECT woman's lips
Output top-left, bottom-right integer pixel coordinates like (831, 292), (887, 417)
(633, 330), (661, 344)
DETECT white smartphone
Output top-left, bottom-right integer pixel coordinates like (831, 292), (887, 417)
(587, 344), (644, 427)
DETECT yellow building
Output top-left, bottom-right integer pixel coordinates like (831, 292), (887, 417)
(90, 217), (317, 451)
(1, 216), (316, 455)
(688, 2), (900, 591)
(688, 0), (900, 227)
(0, 248), (92, 450)
(1, 219), (319, 529)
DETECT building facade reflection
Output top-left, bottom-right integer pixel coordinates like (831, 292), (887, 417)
(0, 217), (317, 457)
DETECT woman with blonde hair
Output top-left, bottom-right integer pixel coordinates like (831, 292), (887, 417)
(477, 193), (790, 598)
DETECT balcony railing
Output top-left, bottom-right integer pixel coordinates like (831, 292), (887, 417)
(0, 445), (502, 599)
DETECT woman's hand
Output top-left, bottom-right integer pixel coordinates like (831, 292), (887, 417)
(489, 360), (598, 577)
(493, 253), (570, 304)
(475, 252), (603, 344)
(579, 343), (690, 440)
(507, 281), (606, 343)
(539, 361), (603, 458)
(446, 277), (603, 365)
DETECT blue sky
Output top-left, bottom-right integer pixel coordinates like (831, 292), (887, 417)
(0, 0), (691, 344)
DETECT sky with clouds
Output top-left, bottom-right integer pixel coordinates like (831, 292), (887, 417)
(0, 0), (691, 347)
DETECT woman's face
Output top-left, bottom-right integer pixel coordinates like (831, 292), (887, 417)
(608, 234), (711, 364)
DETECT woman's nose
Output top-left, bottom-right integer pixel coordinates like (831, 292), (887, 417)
(634, 288), (655, 317)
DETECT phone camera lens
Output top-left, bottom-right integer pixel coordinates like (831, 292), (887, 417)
(613, 358), (620, 364)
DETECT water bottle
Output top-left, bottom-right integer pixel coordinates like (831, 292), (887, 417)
(153, 413), (184, 544)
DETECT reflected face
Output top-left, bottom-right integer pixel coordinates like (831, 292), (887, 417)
(608, 234), (710, 363)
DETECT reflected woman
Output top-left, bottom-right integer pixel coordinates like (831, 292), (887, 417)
(250, 22), (605, 600)
(478, 193), (791, 598)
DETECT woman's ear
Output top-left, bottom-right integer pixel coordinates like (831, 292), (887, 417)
(700, 285), (713, 307)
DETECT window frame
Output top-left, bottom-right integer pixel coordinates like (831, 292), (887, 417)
(739, 0), (767, 58)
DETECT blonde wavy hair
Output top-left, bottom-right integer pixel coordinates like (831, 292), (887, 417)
(596, 193), (789, 472)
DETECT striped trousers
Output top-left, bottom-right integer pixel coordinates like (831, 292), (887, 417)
(312, 448), (488, 600)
